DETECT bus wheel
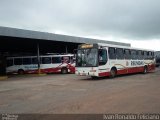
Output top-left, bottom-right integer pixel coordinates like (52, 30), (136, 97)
(18, 69), (24, 75)
(91, 76), (98, 80)
(110, 68), (116, 78)
(61, 68), (68, 74)
(143, 66), (148, 74)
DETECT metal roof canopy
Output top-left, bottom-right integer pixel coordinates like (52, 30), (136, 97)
(0, 36), (79, 55)
(0, 26), (131, 46)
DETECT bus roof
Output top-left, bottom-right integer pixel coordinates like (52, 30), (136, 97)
(97, 43), (155, 52)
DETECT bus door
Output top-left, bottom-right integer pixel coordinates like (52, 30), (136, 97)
(98, 49), (108, 76)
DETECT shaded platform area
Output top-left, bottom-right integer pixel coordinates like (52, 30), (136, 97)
(0, 36), (79, 75)
(0, 26), (130, 75)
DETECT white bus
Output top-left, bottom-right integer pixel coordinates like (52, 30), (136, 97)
(75, 43), (155, 78)
(155, 51), (160, 67)
(6, 54), (75, 74)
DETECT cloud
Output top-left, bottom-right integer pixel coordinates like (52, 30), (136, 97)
(0, 0), (160, 49)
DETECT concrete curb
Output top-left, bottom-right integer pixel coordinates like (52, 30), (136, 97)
(26, 74), (47, 77)
(0, 76), (8, 80)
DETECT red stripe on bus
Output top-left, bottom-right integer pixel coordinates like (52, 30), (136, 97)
(25, 66), (75, 74)
(98, 64), (155, 77)
(99, 72), (110, 77)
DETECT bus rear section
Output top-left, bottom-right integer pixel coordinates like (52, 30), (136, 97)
(75, 43), (155, 78)
(6, 54), (75, 74)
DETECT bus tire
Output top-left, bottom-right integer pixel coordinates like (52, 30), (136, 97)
(61, 68), (68, 74)
(143, 66), (148, 74)
(91, 76), (98, 80)
(18, 69), (24, 75)
(110, 68), (117, 78)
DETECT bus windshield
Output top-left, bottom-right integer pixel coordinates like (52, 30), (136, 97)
(76, 48), (98, 67)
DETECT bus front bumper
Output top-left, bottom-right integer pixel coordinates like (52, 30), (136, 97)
(75, 67), (98, 76)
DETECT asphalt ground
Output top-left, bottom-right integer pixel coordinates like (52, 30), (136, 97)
(0, 67), (160, 114)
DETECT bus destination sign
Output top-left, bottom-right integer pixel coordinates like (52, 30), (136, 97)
(81, 44), (93, 49)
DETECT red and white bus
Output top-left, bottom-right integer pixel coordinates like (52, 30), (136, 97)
(6, 54), (75, 74)
(75, 43), (155, 78)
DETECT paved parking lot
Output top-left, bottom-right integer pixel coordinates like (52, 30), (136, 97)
(0, 68), (160, 114)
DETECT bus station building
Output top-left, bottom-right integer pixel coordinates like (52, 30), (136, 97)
(0, 26), (130, 75)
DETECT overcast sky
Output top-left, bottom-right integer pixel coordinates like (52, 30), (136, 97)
(0, 0), (160, 50)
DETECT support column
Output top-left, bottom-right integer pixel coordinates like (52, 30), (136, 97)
(65, 45), (68, 54)
(0, 52), (6, 76)
(37, 42), (41, 74)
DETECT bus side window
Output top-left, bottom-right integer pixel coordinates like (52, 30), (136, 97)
(149, 51), (152, 60)
(137, 50), (142, 60)
(135, 50), (139, 59)
(147, 51), (149, 59)
(14, 58), (22, 65)
(61, 56), (70, 63)
(109, 47), (116, 59)
(7, 59), (13, 67)
(116, 48), (124, 59)
(144, 51), (147, 60)
(42, 57), (51, 64)
(142, 51), (144, 59)
(70, 56), (75, 63)
(99, 49), (107, 65)
(32, 57), (38, 64)
(152, 52), (155, 60)
(23, 58), (31, 65)
(131, 50), (136, 60)
(153, 52), (155, 57)
(124, 49), (131, 59)
(52, 57), (61, 63)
